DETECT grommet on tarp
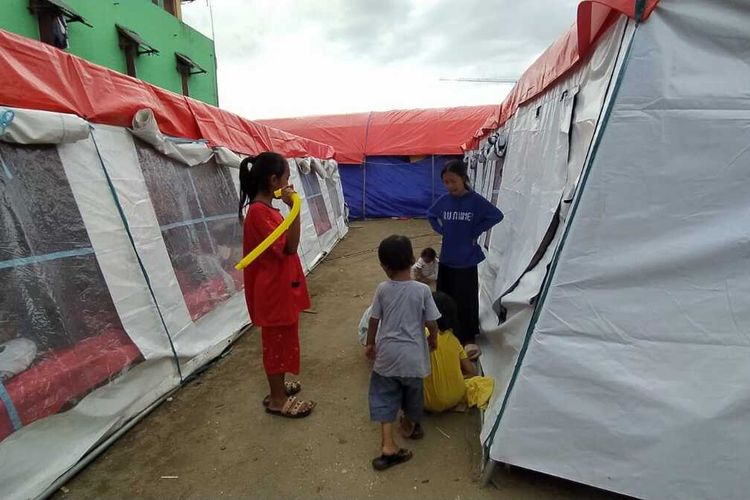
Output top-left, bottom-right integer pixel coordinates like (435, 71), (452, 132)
(0, 108), (14, 136)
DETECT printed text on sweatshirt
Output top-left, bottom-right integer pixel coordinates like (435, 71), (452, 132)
(427, 191), (504, 268)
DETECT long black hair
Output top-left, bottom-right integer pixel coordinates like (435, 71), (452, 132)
(441, 159), (471, 190)
(238, 151), (288, 222)
(432, 290), (460, 335)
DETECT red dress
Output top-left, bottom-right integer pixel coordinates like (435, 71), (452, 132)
(243, 202), (310, 374)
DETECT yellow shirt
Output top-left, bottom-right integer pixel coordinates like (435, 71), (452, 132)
(423, 329), (468, 412)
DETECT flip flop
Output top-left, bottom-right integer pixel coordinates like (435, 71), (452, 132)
(400, 416), (424, 440)
(372, 449), (413, 471)
(262, 380), (302, 406)
(265, 396), (315, 419)
(407, 423), (424, 440)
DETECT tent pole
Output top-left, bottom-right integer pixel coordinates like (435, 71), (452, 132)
(431, 155), (436, 204)
(480, 458), (497, 487)
(362, 159), (367, 220)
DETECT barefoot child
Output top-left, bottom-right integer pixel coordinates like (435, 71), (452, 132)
(411, 247), (439, 288)
(239, 152), (315, 418)
(365, 235), (440, 471)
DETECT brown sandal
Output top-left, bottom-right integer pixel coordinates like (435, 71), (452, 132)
(262, 380), (302, 407)
(265, 396), (315, 419)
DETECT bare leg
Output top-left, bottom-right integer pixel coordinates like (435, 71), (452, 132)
(381, 422), (400, 455)
(266, 373), (287, 411)
(400, 415), (416, 437)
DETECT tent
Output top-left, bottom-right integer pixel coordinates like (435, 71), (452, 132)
(469, 1), (750, 499)
(0, 29), (345, 500)
(261, 106), (499, 219)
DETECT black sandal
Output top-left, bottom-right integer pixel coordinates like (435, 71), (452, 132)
(407, 423), (424, 440)
(400, 416), (424, 440)
(372, 448), (413, 471)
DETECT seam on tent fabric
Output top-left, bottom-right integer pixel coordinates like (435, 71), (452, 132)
(483, 20), (637, 450)
(89, 127), (184, 381)
(0, 248), (96, 270)
(0, 380), (22, 432)
(159, 213), (236, 232)
(184, 169), (219, 255)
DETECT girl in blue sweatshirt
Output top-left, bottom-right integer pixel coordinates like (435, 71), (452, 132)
(427, 160), (504, 356)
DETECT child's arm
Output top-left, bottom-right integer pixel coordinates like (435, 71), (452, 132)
(426, 320), (439, 351)
(460, 358), (477, 377)
(365, 317), (379, 360)
(281, 186), (302, 255)
(472, 197), (504, 239)
(427, 201), (444, 235)
(412, 262), (427, 282)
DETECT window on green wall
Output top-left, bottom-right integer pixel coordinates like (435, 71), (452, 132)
(116, 24), (159, 79)
(175, 52), (207, 98)
(152, 0), (178, 17)
(28, 0), (92, 49)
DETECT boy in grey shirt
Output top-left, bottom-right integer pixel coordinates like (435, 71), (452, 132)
(365, 235), (440, 471)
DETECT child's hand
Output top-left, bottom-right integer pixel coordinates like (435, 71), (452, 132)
(428, 335), (437, 352)
(280, 185), (296, 207)
(365, 344), (376, 360)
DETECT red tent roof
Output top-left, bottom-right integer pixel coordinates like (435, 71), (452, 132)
(260, 105), (500, 164)
(463, 0), (660, 149)
(0, 29), (334, 159)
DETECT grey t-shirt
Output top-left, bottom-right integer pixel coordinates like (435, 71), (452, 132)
(370, 280), (441, 378)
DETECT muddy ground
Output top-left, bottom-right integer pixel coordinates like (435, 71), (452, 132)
(58, 220), (623, 500)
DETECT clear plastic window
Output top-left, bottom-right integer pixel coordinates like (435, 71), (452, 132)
(135, 140), (243, 320)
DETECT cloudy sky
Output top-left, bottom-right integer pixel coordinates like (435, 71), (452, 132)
(182, 0), (579, 119)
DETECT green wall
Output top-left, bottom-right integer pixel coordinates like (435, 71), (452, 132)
(0, 0), (218, 106)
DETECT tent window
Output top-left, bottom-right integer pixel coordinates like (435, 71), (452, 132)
(484, 157), (506, 249)
(0, 141), (140, 440)
(135, 141), (242, 321)
(29, 0), (92, 50)
(175, 52), (207, 98)
(325, 177), (342, 220)
(300, 170), (332, 236)
(116, 24), (159, 79)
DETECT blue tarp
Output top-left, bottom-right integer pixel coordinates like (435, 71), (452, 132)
(339, 155), (455, 219)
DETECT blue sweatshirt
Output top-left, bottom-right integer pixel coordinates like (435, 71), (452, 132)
(427, 191), (504, 268)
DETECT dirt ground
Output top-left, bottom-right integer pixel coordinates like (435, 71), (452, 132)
(58, 220), (624, 500)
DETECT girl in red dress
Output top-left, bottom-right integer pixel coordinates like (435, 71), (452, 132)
(239, 152), (315, 418)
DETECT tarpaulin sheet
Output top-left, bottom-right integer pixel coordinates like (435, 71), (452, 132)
(260, 106), (499, 164)
(476, 12), (631, 447)
(339, 156), (452, 219)
(488, 1), (750, 498)
(463, 0), (659, 150)
(0, 29), (334, 159)
(0, 141), (143, 441)
(339, 164), (364, 219)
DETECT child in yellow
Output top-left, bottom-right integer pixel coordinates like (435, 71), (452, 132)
(424, 291), (494, 412)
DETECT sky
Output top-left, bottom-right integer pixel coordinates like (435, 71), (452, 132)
(182, 0), (580, 120)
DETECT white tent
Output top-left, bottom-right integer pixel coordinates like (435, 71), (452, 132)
(0, 109), (345, 500)
(472, 1), (750, 499)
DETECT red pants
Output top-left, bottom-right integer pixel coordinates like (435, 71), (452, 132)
(261, 322), (300, 375)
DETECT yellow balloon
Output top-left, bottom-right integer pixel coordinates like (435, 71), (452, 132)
(235, 189), (301, 271)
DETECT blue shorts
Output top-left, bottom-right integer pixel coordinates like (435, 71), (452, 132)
(369, 371), (424, 423)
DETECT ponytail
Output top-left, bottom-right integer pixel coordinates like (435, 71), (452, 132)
(238, 156), (257, 222)
(238, 152), (288, 223)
